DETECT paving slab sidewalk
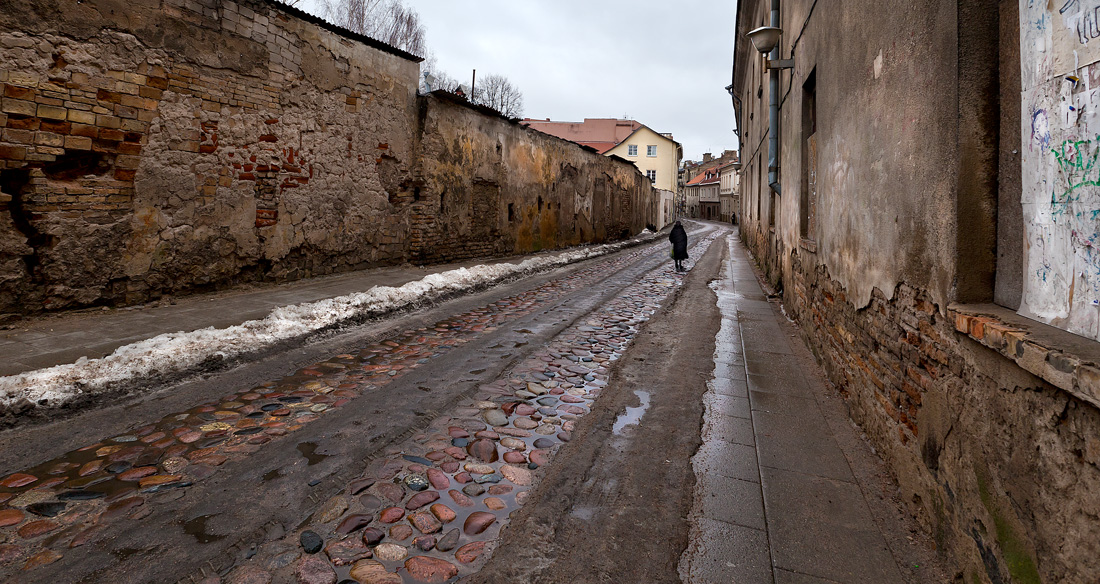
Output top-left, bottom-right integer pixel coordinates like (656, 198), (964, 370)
(681, 230), (910, 583)
(0, 250), (595, 378)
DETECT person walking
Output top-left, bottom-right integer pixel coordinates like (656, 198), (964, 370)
(669, 221), (688, 272)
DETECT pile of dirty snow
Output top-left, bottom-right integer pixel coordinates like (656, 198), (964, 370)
(0, 234), (658, 410)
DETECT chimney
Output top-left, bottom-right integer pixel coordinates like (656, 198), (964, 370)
(703, 153), (713, 163)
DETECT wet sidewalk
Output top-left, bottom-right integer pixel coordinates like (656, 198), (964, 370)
(680, 232), (909, 583)
(0, 249), (614, 379)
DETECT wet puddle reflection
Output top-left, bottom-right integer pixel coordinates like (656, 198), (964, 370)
(612, 391), (652, 435)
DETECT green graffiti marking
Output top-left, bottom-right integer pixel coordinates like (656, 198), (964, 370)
(1052, 137), (1100, 220)
(1054, 137), (1100, 191)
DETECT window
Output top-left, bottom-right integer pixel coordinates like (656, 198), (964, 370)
(646, 170), (656, 184)
(800, 69), (817, 241)
(627, 145), (638, 156)
(646, 145), (657, 157)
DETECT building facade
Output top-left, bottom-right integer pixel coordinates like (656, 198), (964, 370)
(718, 160), (739, 222)
(604, 127), (682, 195)
(684, 168), (720, 220)
(733, 1), (1100, 582)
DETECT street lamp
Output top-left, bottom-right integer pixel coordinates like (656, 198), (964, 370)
(747, 26), (793, 69)
(747, 20), (793, 195)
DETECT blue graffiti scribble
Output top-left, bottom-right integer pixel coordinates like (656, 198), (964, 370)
(1036, 12), (1049, 31)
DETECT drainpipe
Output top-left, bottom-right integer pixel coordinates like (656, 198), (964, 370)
(768, 0), (781, 195)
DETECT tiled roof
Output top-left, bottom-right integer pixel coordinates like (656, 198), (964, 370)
(685, 171), (720, 186)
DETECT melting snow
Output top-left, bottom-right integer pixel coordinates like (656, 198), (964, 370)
(0, 235), (657, 409)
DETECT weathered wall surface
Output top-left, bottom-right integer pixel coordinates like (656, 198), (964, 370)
(736, 0), (958, 309)
(410, 95), (655, 264)
(0, 0), (654, 318)
(735, 0), (1100, 582)
(1019, 0), (1100, 341)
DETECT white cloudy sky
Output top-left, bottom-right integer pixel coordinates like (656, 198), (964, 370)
(296, 0), (740, 162)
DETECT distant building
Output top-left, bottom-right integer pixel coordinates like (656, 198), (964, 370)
(684, 167), (720, 220)
(523, 118), (682, 194)
(718, 160), (739, 223)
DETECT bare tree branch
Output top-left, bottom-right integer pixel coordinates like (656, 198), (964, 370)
(323, 0), (426, 56)
(472, 73), (524, 118)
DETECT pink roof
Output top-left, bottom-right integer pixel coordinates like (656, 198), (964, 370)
(575, 141), (618, 154)
(522, 118), (644, 149)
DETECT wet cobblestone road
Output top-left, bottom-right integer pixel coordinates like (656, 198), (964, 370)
(0, 226), (719, 583)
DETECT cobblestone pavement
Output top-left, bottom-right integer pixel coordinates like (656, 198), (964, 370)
(0, 224), (719, 583)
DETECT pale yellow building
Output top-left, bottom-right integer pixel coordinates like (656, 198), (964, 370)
(523, 118), (682, 195)
(603, 127), (682, 193)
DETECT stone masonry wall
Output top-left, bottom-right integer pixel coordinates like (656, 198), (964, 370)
(411, 95), (655, 265)
(780, 247), (1100, 584)
(0, 0), (655, 318)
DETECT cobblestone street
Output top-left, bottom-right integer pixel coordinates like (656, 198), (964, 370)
(0, 223), (947, 583)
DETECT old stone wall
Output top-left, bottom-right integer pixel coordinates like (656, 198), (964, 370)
(409, 95), (655, 265)
(0, 0), (655, 318)
(788, 256), (1100, 583)
(734, 0), (1100, 582)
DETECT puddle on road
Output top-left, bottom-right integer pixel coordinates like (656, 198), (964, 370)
(612, 390), (651, 435)
(569, 506), (597, 520)
(183, 514), (225, 544)
(296, 442), (329, 466)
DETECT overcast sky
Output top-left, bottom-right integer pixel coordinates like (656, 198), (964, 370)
(296, 0), (739, 162)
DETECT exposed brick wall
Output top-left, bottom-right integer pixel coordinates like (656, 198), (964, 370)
(775, 247), (1100, 583)
(0, 0), (656, 318)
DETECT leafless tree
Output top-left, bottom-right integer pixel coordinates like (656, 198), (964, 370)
(472, 73), (524, 118)
(324, 0), (427, 56)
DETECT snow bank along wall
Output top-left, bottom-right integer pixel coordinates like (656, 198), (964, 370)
(735, 0), (1100, 582)
(0, 0), (656, 318)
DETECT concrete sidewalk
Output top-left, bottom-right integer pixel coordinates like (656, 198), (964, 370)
(0, 251), (574, 378)
(680, 231), (920, 583)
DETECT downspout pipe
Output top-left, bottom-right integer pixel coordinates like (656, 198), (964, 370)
(732, 94), (743, 146)
(768, 0), (781, 195)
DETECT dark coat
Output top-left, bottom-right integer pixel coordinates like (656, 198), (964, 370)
(669, 224), (688, 260)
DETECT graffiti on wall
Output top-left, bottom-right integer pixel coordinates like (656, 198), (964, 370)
(1020, 0), (1100, 339)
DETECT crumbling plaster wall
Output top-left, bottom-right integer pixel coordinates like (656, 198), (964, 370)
(410, 97), (653, 265)
(738, 0), (957, 309)
(0, 0), (655, 317)
(736, 0), (1100, 582)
